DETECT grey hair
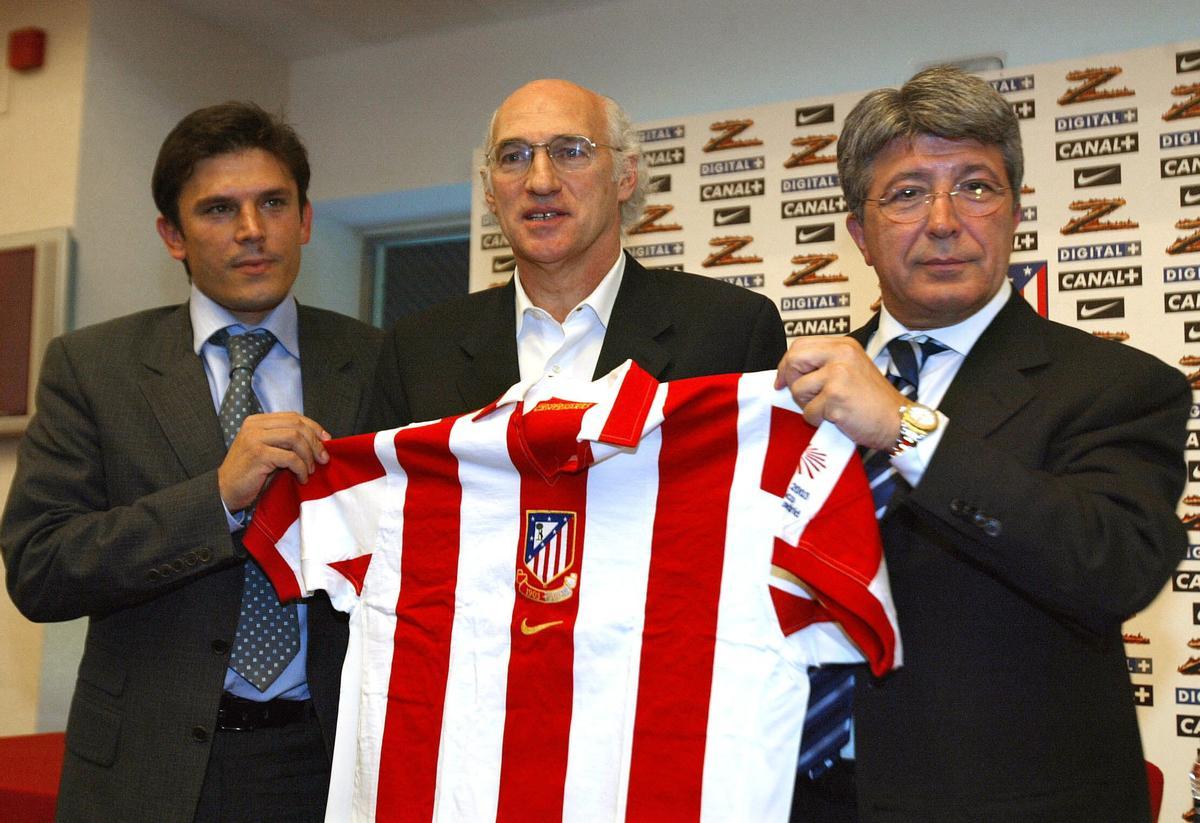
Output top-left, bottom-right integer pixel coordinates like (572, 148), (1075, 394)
(837, 65), (1023, 221)
(479, 89), (648, 231)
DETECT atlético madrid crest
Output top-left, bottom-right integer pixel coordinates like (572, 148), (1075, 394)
(517, 510), (579, 603)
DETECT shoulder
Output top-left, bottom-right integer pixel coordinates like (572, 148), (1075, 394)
(297, 304), (384, 358)
(626, 264), (776, 312)
(53, 305), (183, 356)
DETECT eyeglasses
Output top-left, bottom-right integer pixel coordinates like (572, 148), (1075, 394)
(487, 134), (617, 176)
(867, 180), (1011, 223)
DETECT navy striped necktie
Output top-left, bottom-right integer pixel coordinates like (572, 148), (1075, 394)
(796, 335), (946, 780)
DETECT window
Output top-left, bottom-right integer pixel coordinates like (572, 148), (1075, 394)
(367, 220), (470, 327)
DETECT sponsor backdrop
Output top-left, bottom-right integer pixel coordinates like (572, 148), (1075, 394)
(471, 38), (1200, 812)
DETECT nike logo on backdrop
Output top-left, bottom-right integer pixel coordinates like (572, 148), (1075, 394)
(1079, 300), (1121, 318)
(1076, 167), (1118, 186)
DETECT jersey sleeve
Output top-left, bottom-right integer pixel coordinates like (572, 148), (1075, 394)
(245, 430), (392, 613)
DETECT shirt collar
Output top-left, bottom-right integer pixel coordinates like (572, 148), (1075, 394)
(189, 284), (300, 358)
(513, 252), (626, 333)
(868, 279), (1012, 361)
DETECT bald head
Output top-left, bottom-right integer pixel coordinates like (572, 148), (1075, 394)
(480, 79), (647, 231)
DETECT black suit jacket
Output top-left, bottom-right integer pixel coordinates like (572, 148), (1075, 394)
(370, 254), (786, 427)
(849, 295), (1188, 823)
(0, 302), (382, 822)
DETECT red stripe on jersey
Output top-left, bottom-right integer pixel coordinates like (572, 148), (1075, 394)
(772, 453), (894, 676)
(626, 373), (741, 819)
(597, 361), (658, 447)
(375, 419), (463, 821)
(760, 405), (816, 497)
(497, 402), (591, 823)
(246, 431), (386, 602)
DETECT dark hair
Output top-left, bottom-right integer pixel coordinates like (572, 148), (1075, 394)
(837, 65), (1023, 220)
(151, 101), (310, 228)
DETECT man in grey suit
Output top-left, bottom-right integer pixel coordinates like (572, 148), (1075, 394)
(371, 78), (785, 427)
(1, 102), (381, 822)
(779, 66), (1188, 822)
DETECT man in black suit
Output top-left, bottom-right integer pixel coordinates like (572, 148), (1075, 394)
(1, 102), (381, 821)
(779, 66), (1188, 822)
(370, 78), (784, 426)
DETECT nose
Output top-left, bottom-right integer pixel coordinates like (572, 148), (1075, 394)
(525, 146), (561, 195)
(235, 205), (264, 242)
(925, 191), (961, 237)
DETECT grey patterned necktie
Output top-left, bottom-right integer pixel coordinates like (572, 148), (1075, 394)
(212, 328), (300, 691)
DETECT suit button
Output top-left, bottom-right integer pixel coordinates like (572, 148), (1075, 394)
(949, 499), (965, 514)
(197, 548), (212, 563)
(184, 551), (198, 566)
(146, 569), (160, 582)
(972, 512), (988, 527)
(172, 558), (186, 572)
(984, 518), (1002, 537)
(211, 639), (230, 655)
(191, 726), (208, 743)
(159, 563), (173, 577)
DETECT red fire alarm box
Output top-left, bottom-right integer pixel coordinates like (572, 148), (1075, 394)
(8, 28), (46, 71)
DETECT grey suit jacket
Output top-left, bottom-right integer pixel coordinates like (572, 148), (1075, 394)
(370, 254), (787, 427)
(848, 295), (1188, 822)
(0, 301), (382, 822)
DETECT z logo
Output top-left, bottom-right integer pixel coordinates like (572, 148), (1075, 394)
(628, 204), (683, 235)
(784, 254), (846, 286)
(1060, 198), (1138, 235)
(784, 134), (837, 169)
(702, 236), (763, 267)
(1168, 218), (1200, 256)
(703, 119), (762, 152)
(1058, 66), (1134, 105)
(1165, 84), (1200, 121)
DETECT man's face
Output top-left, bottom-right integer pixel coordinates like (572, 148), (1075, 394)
(484, 80), (636, 280)
(157, 148), (312, 325)
(846, 134), (1020, 329)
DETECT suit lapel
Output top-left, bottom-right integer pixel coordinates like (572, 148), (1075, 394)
(297, 307), (365, 438)
(938, 294), (1046, 438)
(456, 281), (522, 411)
(139, 305), (226, 478)
(596, 255), (673, 379)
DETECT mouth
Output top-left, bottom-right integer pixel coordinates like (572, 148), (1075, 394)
(524, 209), (567, 222)
(232, 256), (278, 272)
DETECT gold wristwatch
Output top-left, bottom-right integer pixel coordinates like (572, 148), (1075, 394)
(890, 402), (938, 456)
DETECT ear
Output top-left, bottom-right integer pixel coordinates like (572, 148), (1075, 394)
(616, 153), (638, 203)
(156, 216), (188, 262)
(299, 201), (314, 245)
(481, 168), (497, 214)
(845, 212), (873, 267)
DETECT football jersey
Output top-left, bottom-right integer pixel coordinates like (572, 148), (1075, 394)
(246, 361), (900, 822)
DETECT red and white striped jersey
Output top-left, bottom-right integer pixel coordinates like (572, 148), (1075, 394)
(246, 362), (899, 822)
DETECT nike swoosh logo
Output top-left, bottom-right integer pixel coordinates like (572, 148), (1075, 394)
(1080, 300), (1120, 318)
(796, 227), (832, 242)
(715, 208), (749, 225)
(1190, 325), (1200, 342)
(1182, 55), (1200, 71)
(796, 108), (831, 124)
(1186, 190), (1200, 205)
(520, 618), (563, 636)
(1076, 168), (1117, 186)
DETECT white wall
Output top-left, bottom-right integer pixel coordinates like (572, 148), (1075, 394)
(289, 0), (1186, 209)
(0, 0), (90, 737)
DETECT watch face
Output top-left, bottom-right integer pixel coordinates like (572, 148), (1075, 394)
(907, 404), (938, 430)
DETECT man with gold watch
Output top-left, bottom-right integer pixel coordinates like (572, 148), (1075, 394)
(776, 66), (1187, 823)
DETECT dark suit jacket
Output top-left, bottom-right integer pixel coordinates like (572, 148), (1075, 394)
(0, 301), (381, 822)
(848, 295), (1188, 823)
(370, 254), (786, 427)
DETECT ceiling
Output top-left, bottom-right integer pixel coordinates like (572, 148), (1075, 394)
(160, 0), (614, 60)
